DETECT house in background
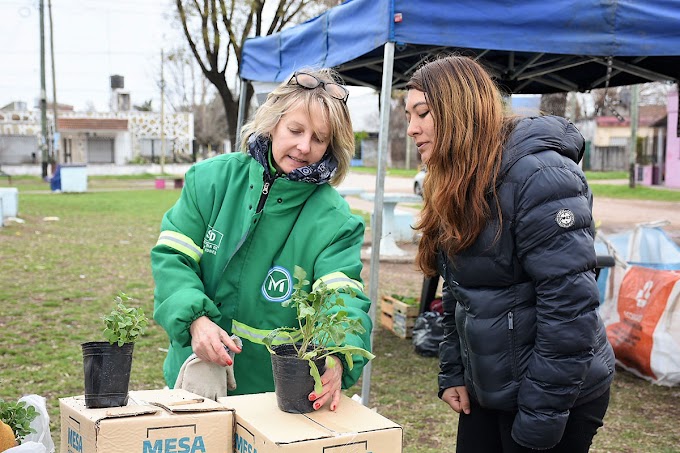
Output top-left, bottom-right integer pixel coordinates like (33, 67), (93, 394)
(0, 76), (193, 170)
(588, 105), (668, 184)
(55, 110), (193, 165)
(664, 91), (680, 189)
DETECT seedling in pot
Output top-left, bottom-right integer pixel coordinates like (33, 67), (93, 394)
(264, 265), (374, 395)
(102, 293), (149, 346)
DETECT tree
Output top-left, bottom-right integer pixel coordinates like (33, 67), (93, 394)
(175, 0), (340, 152)
(133, 100), (153, 111)
(591, 81), (672, 119)
(194, 95), (230, 155)
(539, 92), (567, 117)
(388, 91), (407, 167)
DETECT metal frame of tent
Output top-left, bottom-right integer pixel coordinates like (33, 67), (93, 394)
(235, 0), (680, 404)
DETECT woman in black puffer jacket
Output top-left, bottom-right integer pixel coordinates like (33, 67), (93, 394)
(405, 55), (615, 452)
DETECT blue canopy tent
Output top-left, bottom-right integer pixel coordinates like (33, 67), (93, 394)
(240, 0), (680, 92)
(237, 0), (680, 404)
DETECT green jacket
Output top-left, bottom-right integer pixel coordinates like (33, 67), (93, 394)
(151, 152), (371, 394)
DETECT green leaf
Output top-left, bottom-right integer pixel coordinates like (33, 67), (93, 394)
(0, 400), (38, 442)
(344, 352), (355, 370)
(309, 360), (323, 395)
(102, 293), (149, 345)
(298, 305), (315, 318)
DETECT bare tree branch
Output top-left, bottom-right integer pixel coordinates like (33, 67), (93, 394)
(267, 0), (287, 35)
(175, 0), (334, 151)
(176, 0), (209, 76)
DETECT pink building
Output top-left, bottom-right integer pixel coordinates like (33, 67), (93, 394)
(666, 92), (680, 189)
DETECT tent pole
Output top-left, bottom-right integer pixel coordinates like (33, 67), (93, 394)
(361, 41), (395, 406)
(236, 78), (248, 149)
(628, 84), (639, 188)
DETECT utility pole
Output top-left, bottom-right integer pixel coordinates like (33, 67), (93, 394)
(39, 0), (49, 179)
(48, 0), (58, 165)
(160, 49), (166, 175)
(628, 84), (640, 189)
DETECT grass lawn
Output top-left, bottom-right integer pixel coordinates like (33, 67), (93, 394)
(1, 178), (679, 451)
(590, 183), (680, 202)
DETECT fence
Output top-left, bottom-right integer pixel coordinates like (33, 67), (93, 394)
(590, 146), (628, 171)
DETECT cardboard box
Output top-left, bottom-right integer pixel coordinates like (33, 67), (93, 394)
(381, 295), (419, 339)
(219, 393), (402, 452)
(60, 389), (234, 453)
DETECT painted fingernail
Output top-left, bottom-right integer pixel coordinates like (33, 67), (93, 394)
(331, 404), (336, 411)
(309, 394), (316, 401)
(313, 402), (320, 410)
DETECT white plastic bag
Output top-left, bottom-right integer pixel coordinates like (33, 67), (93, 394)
(5, 395), (54, 453)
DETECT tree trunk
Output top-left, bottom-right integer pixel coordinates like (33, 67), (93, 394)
(540, 92), (568, 117)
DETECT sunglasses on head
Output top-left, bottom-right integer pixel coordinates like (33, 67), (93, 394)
(288, 72), (349, 103)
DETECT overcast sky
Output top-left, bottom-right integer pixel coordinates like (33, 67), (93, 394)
(0, 0), (384, 131)
(0, 0), (178, 111)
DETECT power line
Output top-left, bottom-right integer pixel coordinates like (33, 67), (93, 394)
(0, 50), (163, 55)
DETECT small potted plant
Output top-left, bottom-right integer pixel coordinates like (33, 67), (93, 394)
(0, 399), (38, 451)
(263, 266), (375, 414)
(81, 293), (149, 408)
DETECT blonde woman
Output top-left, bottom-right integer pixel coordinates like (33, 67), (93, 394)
(152, 68), (371, 412)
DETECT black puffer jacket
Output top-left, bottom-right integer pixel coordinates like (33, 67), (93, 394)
(437, 116), (615, 450)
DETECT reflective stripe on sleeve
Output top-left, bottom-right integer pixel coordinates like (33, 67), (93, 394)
(232, 319), (302, 346)
(156, 230), (203, 263)
(312, 272), (363, 293)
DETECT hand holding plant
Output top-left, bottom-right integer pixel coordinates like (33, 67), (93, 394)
(264, 266), (375, 394)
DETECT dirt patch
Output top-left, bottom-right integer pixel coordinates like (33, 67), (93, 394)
(360, 194), (680, 300)
(593, 197), (680, 243)
(360, 236), (429, 301)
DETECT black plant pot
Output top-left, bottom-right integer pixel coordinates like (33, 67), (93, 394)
(271, 344), (326, 414)
(81, 341), (134, 408)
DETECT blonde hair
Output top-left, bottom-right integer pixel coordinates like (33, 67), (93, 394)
(407, 55), (516, 276)
(239, 68), (354, 186)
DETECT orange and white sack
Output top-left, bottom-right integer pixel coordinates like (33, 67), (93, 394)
(605, 265), (680, 386)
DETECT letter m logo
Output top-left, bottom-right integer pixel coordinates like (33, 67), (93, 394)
(261, 266), (292, 302)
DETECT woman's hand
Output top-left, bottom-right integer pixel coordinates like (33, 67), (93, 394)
(189, 316), (241, 366)
(442, 386), (471, 414)
(309, 356), (343, 411)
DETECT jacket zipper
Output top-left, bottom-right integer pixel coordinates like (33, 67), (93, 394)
(221, 175), (271, 275)
(508, 311), (519, 381)
(256, 180), (271, 213)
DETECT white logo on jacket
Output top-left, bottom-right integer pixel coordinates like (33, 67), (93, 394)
(203, 226), (224, 255)
(555, 209), (575, 228)
(262, 266), (293, 302)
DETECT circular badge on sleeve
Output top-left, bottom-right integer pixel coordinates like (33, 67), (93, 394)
(555, 209), (575, 228)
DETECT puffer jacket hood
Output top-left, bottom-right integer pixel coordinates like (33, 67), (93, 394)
(499, 115), (585, 182)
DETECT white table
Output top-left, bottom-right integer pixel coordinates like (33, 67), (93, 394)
(360, 192), (422, 256)
(337, 187), (363, 198)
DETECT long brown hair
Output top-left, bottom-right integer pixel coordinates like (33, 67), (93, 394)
(408, 55), (514, 276)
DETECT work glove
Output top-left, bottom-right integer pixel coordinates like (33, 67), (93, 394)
(174, 335), (242, 400)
